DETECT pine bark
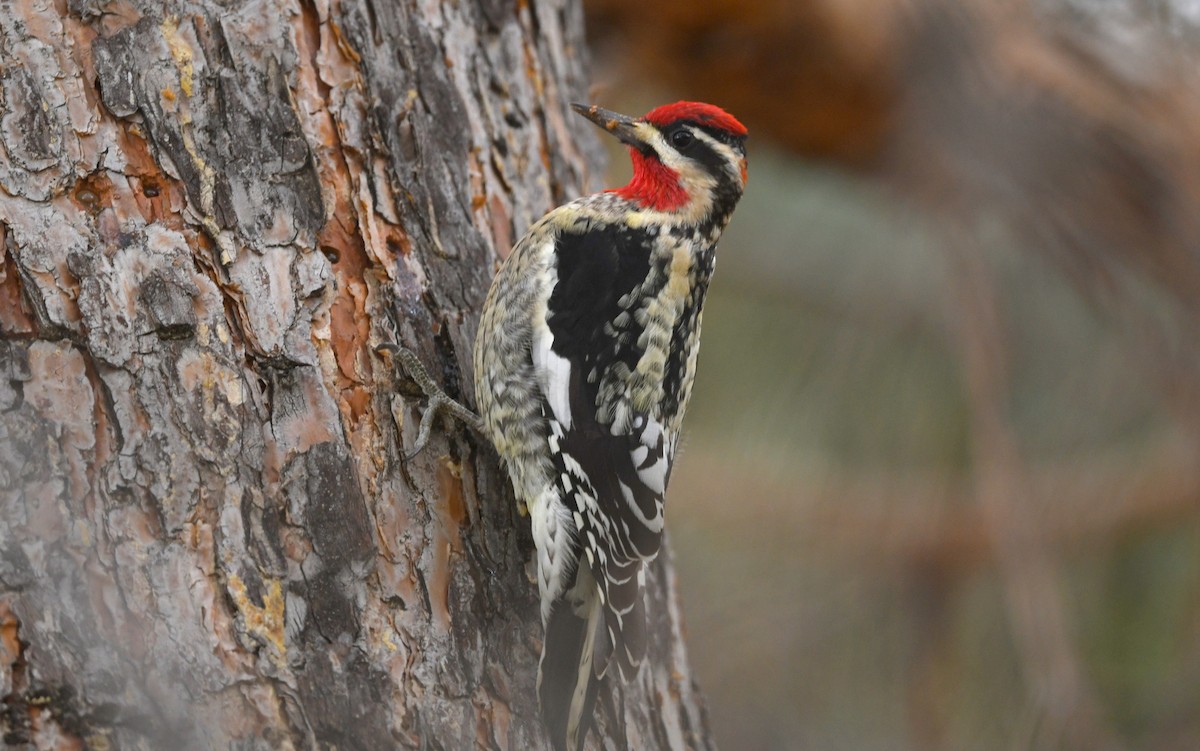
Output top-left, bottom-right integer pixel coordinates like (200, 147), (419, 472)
(0, 1), (714, 749)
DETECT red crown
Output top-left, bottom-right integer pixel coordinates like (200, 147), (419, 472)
(642, 101), (747, 137)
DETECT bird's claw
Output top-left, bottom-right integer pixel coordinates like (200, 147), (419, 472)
(376, 342), (483, 460)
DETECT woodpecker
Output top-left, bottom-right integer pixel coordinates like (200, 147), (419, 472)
(382, 101), (747, 751)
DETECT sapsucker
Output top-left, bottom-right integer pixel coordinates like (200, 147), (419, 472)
(383, 101), (747, 751)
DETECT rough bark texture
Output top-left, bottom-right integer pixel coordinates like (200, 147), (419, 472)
(0, 1), (714, 749)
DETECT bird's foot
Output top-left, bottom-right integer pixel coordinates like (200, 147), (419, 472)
(376, 343), (484, 460)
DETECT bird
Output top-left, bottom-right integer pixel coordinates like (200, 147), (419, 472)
(381, 100), (748, 750)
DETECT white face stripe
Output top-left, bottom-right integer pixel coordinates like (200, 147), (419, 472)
(691, 129), (746, 187)
(635, 123), (743, 184)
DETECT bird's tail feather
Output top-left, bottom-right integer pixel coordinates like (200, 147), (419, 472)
(539, 567), (604, 751)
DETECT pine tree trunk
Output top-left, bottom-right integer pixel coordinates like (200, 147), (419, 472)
(0, 1), (714, 748)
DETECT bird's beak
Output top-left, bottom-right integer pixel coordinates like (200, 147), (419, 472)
(571, 103), (648, 151)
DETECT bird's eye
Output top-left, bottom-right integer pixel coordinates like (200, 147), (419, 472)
(670, 129), (694, 149)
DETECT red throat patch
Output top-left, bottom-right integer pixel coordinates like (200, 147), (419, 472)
(611, 149), (689, 211)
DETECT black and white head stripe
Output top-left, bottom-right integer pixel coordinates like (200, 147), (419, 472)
(630, 120), (746, 179)
(660, 122), (746, 179)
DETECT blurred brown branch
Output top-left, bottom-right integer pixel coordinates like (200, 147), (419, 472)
(673, 436), (1200, 572)
(949, 233), (1117, 751)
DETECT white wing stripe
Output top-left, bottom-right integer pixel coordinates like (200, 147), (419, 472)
(532, 307), (574, 431)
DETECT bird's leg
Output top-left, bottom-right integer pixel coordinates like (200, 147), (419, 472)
(376, 343), (484, 460)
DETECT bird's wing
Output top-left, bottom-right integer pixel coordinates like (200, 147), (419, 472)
(535, 220), (675, 679)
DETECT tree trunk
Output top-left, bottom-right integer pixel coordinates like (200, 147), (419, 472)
(0, 1), (714, 749)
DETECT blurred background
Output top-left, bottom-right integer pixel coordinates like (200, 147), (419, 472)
(580, 0), (1200, 749)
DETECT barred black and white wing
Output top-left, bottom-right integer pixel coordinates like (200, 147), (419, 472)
(545, 223), (678, 648)
(531, 198), (721, 749)
(555, 406), (673, 675)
